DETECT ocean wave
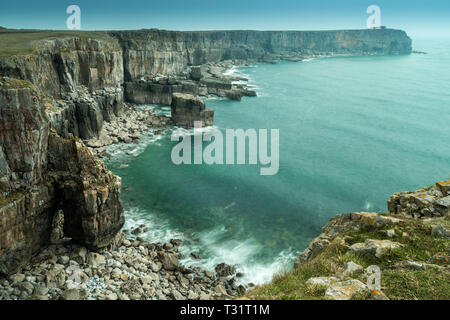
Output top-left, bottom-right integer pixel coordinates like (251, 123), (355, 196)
(364, 201), (374, 211)
(170, 125), (221, 139)
(104, 129), (167, 167)
(123, 207), (297, 286)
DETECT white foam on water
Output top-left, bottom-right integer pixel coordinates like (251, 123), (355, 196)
(223, 66), (239, 76)
(171, 125), (221, 139)
(124, 207), (186, 244)
(123, 206), (297, 286)
(104, 128), (168, 167)
(364, 201), (374, 211)
(179, 225), (297, 285)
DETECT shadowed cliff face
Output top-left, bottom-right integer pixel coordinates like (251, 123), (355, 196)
(0, 85), (124, 275)
(110, 29), (412, 79)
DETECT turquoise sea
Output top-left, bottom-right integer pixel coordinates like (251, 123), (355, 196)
(107, 37), (450, 285)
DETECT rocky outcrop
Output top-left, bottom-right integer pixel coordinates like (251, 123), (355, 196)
(111, 29), (412, 80)
(123, 62), (256, 106)
(0, 84), (124, 275)
(171, 93), (214, 128)
(286, 180), (449, 301)
(388, 180), (450, 218)
(348, 239), (404, 259)
(294, 180), (448, 270)
(46, 132), (124, 248)
(294, 212), (402, 268)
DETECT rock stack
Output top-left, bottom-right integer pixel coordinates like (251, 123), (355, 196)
(171, 93), (214, 128)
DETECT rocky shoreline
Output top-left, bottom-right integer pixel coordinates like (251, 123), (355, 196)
(0, 229), (245, 300)
(84, 102), (172, 159)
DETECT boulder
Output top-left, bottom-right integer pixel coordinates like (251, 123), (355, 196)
(161, 253), (178, 271)
(171, 289), (185, 300)
(325, 280), (368, 300)
(395, 260), (427, 270)
(225, 90), (243, 101)
(121, 279), (144, 300)
(215, 263), (236, 277)
(9, 273), (26, 283)
(190, 66), (203, 81)
(431, 225), (450, 238)
(436, 180), (450, 195)
(388, 180), (450, 217)
(342, 261), (363, 275)
(348, 240), (404, 259)
(60, 289), (80, 300)
(87, 253), (106, 267)
(370, 290), (389, 300)
(46, 265), (66, 288)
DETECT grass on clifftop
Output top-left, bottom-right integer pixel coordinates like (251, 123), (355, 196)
(247, 215), (450, 300)
(0, 29), (114, 57)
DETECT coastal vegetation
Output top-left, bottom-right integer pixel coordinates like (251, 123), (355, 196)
(248, 214), (449, 300)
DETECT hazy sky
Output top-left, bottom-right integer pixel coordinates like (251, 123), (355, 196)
(1, 0), (449, 38)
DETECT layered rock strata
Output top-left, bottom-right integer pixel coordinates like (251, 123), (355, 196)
(171, 93), (214, 128)
(0, 84), (124, 275)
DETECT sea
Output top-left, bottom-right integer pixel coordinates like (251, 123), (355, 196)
(105, 36), (450, 286)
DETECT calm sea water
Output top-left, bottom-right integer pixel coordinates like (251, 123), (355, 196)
(108, 37), (450, 285)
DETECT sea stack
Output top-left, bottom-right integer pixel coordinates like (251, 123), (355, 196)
(170, 93), (214, 128)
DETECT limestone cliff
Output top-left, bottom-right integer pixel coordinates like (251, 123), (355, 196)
(0, 83), (124, 275)
(112, 29), (412, 106)
(111, 29), (412, 79)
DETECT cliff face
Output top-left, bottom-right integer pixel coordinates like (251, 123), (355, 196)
(112, 29), (412, 79)
(0, 38), (125, 140)
(0, 84), (124, 275)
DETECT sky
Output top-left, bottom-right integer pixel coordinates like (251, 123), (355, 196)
(1, 0), (449, 38)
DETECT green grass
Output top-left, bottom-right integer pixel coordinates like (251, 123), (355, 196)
(0, 76), (35, 89)
(0, 29), (115, 57)
(247, 215), (450, 300)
